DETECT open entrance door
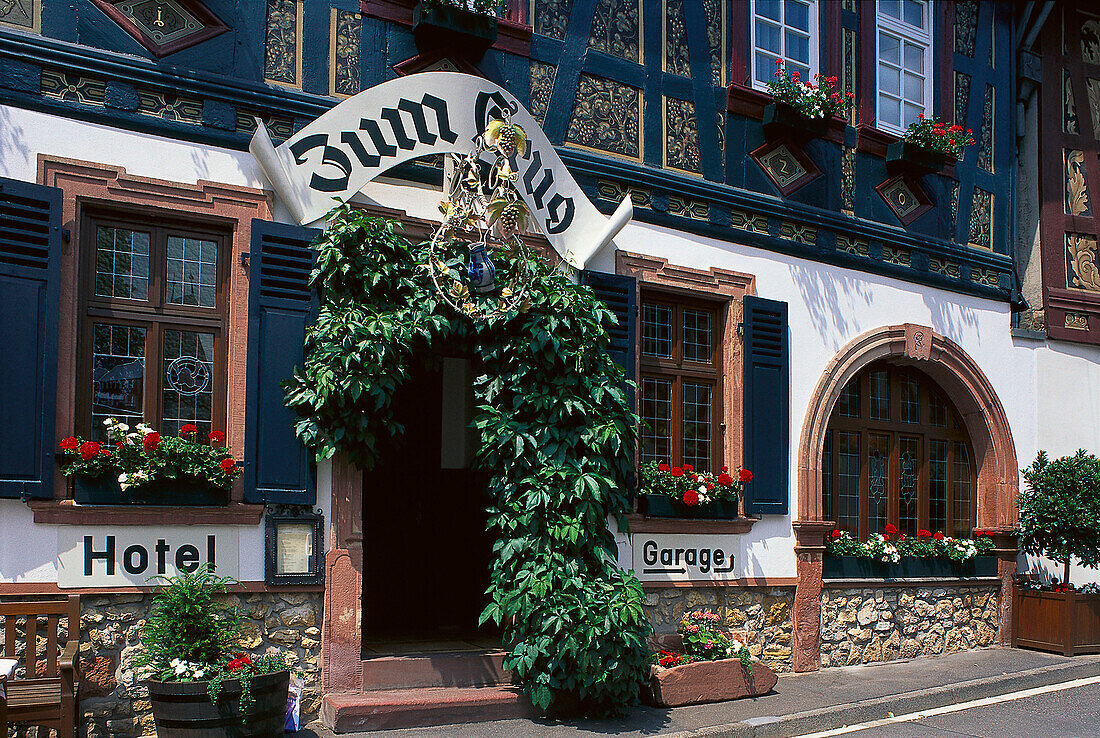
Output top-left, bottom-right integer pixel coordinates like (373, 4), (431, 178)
(362, 357), (495, 648)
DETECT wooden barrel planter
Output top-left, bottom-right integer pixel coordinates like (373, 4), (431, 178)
(147, 670), (289, 737)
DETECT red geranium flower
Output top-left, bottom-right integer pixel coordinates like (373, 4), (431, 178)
(918, 529), (931, 538)
(671, 467), (684, 477)
(143, 432), (160, 452)
(898, 533), (906, 542)
(219, 457), (237, 474)
(226, 653), (252, 671)
(682, 464), (693, 473)
(721, 465), (729, 472)
(717, 472), (733, 486)
(208, 431), (226, 443)
(706, 483), (714, 490)
(658, 463), (670, 472)
(682, 490), (700, 507)
(59, 436), (79, 451)
(179, 424), (198, 437)
(79, 441), (101, 461)
(739, 469), (753, 483)
(100, 448), (111, 457)
(884, 523), (898, 539)
(830, 529), (842, 539)
(933, 531), (945, 541)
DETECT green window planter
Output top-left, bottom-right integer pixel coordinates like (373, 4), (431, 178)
(639, 493), (739, 520)
(412, 2), (497, 56)
(74, 474), (230, 506)
(885, 140), (949, 176)
(823, 554), (997, 579)
(762, 102), (830, 140)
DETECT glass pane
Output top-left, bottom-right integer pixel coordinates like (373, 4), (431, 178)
(903, 42), (924, 73)
(788, 63), (810, 81)
(756, 0), (781, 22)
(870, 369), (889, 420)
(641, 303), (672, 358)
(756, 51), (777, 84)
(784, 0), (809, 31)
(879, 0), (901, 21)
(868, 434), (890, 534)
(901, 374), (919, 423)
(899, 437), (920, 534)
(952, 443), (973, 538)
(929, 439), (948, 535)
(837, 431), (860, 534)
(903, 0), (924, 29)
(879, 31), (900, 66)
(929, 392), (947, 427)
(904, 72), (924, 103)
(166, 236), (218, 307)
(880, 95), (902, 127)
(92, 324), (146, 439)
(640, 378), (672, 465)
(161, 329), (215, 438)
(823, 430), (833, 520)
(682, 382), (712, 472)
(838, 377), (860, 417)
(94, 226), (150, 301)
(881, 65), (901, 96)
(756, 20), (781, 54)
(785, 30), (809, 65)
(903, 103), (926, 127)
(682, 309), (713, 363)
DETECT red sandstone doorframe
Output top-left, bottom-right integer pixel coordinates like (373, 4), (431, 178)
(790, 324), (1020, 672)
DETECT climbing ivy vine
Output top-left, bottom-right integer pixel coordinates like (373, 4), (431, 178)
(284, 205), (652, 715)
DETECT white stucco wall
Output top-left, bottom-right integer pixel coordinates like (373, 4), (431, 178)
(4, 104), (1100, 587)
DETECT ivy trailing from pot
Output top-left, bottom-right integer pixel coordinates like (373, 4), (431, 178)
(284, 201), (652, 715)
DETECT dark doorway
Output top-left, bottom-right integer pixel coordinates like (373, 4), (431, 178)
(362, 357), (495, 647)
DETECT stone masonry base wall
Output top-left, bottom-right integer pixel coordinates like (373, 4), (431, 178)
(3, 592), (322, 738)
(643, 587), (795, 673)
(819, 584), (1000, 668)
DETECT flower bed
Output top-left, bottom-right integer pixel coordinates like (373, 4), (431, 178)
(824, 526), (996, 579)
(637, 461), (750, 519)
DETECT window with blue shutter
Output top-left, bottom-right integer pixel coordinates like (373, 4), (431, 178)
(0, 177), (62, 499)
(743, 295), (790, 515)
(243, 220), (319, 504)
(580, 270), (637, 382)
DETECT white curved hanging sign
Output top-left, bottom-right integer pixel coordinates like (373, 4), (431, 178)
(249, 71), (631, 269)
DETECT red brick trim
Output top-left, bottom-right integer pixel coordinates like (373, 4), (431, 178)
(626, 514), (758, 535)
(27, 499), (264, 526)
(641, 577), (798, 590)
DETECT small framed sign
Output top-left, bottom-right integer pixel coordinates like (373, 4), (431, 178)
(265, 506), (324, 586)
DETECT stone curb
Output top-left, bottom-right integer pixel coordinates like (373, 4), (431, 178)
(659, 656), (1100, 738)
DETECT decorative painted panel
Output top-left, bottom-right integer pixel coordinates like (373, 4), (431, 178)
(668, 195), (708, 220)
(954, 72), (970, 129)
(565, 74), (642, 159)
(664, 96), (701, 174)
(1065, 69), (1079, 134)
(841, 146), (855, 213)
(1066, 234), (1100, 291)
(1066, 149), (1092, 216)
(40, 70), (106, 105)
(529, 61), (556, 126)
(1066, 312), (1090, 330)
(1087, 78), (1100, 139)
(752, 141), (819, 195)
(967, 188), (993, 251)
(1083, 18), (1100, 64)
(0, 0), (38, 32)
(950, 181), (960, 241)
(730, 209), (769, 234)
(588, 0), (640, 63)
(837, 235), (870, 258)
(703, 0), (725, 86)
(954, 0), (977, 57)
(843, 28), (857, 126)
(90, 0), (229, 58)
(976, 84), (994, 172)
(779, 222), (816, 245)
(596, 179), (652, 208)
(329, 9), (361, 98)
(136, 89), (202, 123)
(930, 257), (960, 278)
(878, 176), (930, 226)
(971, 267), (1000, 288)
(531, 0), (571, 40)
(264, 0), (302, 88)
(236, 112), (295, 142)
(663, 0), (689, 77)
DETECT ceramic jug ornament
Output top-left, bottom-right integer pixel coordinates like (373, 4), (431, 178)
(467, 242), (497, 293)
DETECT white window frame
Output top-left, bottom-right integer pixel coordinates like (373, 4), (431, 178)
(875, 0), (934, 136)
(749, 0), (820, 93)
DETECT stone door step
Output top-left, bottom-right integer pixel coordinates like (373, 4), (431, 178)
(322, 685), (538, 733)
(360, 650), (512, 691)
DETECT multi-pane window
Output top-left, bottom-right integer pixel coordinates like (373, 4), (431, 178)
(876, 0), (933, 134)
(80, 213), (227, 441)
(822, 362), (975, 540)
(639, 295), (722, 473)
(751, 0), (818, 90)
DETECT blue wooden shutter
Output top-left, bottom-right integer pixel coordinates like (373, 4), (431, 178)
(244, 220), (319, 504)
(0, 178), (61, 499)
(743, 295), (790, 515)
(580, 270), (637, 382)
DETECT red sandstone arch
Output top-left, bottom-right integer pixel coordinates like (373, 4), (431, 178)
(790, 324), (1020, 672)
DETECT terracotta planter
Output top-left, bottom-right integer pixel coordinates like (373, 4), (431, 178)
(762, 102), (830, 140)
(1013, 587), (1100, 656)
(645, 657), (777, 707)
(147, 670), (289, 737)
(74, 474), (229, 506)
(885, 140), (950, 176)
(639, 494), (739, 520)
(822, 555), (997, 579)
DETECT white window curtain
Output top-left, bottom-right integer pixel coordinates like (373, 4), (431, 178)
(876, 0), (934, 134)
(750, 0), (819, 91)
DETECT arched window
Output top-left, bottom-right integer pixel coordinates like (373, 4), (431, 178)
(822, 361), (975, 540)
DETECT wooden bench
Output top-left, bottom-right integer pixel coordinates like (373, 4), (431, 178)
(0, 596), (80, 738)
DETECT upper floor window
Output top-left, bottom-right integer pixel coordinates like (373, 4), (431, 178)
(79, 212), (228, 441)
(638, 293), (723, 472)
(751, 0), (819, 91)
(876, 0), (933, 135)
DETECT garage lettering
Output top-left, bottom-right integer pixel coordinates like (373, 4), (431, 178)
(641, 539), (732, 574)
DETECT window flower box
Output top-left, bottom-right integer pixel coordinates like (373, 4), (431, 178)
(1014, 587), (1100, 657)
(823, 554), (997, 580)
(74, 474), (229, 507)
(412, 1), (498, 56)
(639, 494), (739, 520)
(885, 140), (949, 176)
(762, 102), (830, 140)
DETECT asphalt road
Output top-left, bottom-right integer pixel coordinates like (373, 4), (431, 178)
(807, 678), (1100, 737)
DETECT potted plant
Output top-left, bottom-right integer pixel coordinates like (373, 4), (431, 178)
(886, 114), (974, 176)
(1014, 450), (1100, 656)
(823, 525), (997, 579)
(412, 0), (501, 56)
(763, 59), (853, 139)
(58, 417), (241, 505)
(645, 610), (777, 707)
(137, 565), (291, 736)
(637, 461), (751, 519)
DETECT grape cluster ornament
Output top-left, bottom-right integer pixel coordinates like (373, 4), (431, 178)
(428, 112), (535, 319)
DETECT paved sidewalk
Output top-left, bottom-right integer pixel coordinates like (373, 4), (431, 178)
(302, 647), (1100, 737)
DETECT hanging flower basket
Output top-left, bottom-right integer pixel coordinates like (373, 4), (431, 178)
(639, 494), (739, 520)
(762, 102), (830, 140)
(412, 1), (497, 56)
(886, 140), (948, 176)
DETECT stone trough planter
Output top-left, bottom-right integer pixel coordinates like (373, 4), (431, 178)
(645, 658), (777, 707)
(1014, 587), (1100, 656)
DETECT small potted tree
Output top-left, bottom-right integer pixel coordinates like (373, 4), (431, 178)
(763, 59), (853, 140)
(1015, 450), (1100, 656)
(886, 115), (974, 176)
(412, 0), (502, 56)
(138, 565), (291, 736)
